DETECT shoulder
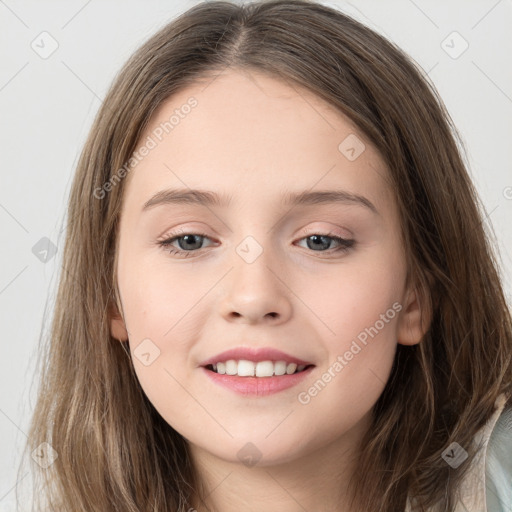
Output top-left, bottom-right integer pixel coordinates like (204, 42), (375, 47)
(485, 403), (512, 512)
(405, 396), (511, 512)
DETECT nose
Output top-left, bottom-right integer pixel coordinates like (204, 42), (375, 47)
(218, 241), (293, 325)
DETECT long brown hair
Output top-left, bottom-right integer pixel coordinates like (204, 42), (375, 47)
(17, 1), (512, 511)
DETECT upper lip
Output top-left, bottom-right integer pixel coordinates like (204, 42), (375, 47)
(199, 347), (315, 367)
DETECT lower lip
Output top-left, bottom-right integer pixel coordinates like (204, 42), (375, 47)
(201, 366), (314, 396)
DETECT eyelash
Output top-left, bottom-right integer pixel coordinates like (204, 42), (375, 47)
(156, 231), (355, 258)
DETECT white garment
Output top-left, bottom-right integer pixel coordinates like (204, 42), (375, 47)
(405, 394), (512, 512)
(485, 400), (512, 511)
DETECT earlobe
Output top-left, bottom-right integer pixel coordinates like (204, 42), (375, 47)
(397, 285), (431, 346)
(109, 302), (129, 342)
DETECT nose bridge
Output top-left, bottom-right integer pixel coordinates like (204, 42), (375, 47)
(231, 232), (283, 293)
(219, 232), (293, 324)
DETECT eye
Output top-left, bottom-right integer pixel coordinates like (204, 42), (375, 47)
(295, 234), (355, 255)
(157, 232), (215, 258)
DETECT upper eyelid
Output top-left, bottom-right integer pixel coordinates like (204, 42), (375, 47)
(159, 231), (351, 243)
(159, 222), (351, 240)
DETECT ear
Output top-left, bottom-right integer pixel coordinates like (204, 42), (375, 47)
(109, 301), (129, 342)
(396, 284), (431, 346)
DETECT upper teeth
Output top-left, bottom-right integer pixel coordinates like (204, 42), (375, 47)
(211, 360), (307, 377)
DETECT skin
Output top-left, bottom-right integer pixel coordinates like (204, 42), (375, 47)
(110, 68), (429, 512)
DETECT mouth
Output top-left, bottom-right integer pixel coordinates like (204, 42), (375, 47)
(201, 361), (315, 396)
(204, 360), (315, 377)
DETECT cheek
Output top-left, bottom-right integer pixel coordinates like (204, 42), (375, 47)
(119, 253), (211, 338)
(298, 252), (403, 405)
(119, 262), (204, 426)
(304, 252), (404, 343)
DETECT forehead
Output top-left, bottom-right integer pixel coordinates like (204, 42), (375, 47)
(122, 68), (394, 217)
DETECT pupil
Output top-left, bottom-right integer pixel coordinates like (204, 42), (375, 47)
(181, 235), (202, 250)
(308, 235), (330, 251)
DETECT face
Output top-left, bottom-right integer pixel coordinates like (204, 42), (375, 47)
(110, 68), (426, 469)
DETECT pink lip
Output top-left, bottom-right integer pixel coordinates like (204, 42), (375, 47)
(201, 365), (315, 396)
(198, 347), (314, 367)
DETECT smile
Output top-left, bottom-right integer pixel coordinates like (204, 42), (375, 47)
(206, 359), (311, 377)
(202, 363), (315, 396)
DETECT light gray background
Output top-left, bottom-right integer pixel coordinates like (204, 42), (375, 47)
(1, 0), (511, 509)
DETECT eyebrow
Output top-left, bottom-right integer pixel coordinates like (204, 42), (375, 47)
(142, 188), (379, 216)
